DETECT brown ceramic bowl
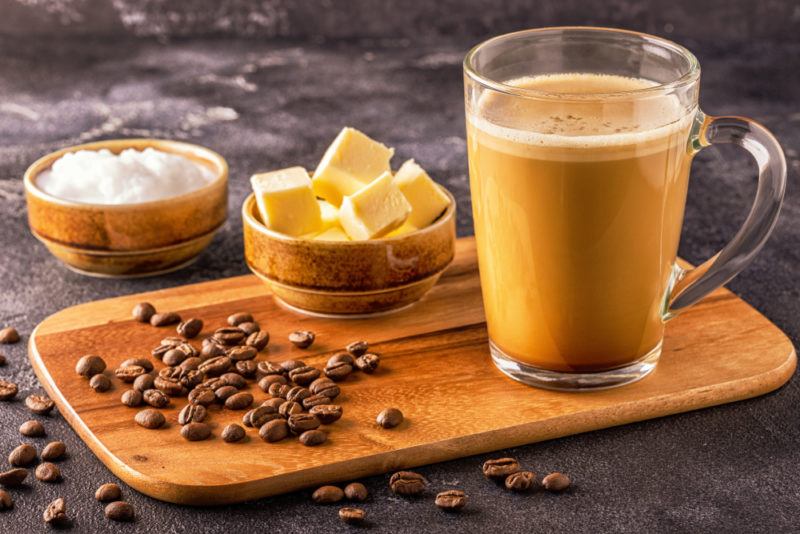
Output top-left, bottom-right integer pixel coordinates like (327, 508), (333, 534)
(24, 139), (228, 278)
(243, 189), (456, 316)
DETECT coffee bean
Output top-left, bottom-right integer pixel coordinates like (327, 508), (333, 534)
(339, 507), (365, 525)
(355, 353), (380, 373)
(0, 489), (12, 510)
(201, 341), (227, 359)
(201, 377), (226, 390)
(289, 330), (315, 349)
(0, 468), (28, 487)
(181, 422), (211, 441)
(505, 471), (535, 492)
(0, 327), (20, 344)
(41, 441), (66, 461)
(159, 367), (204, 390)
(227, 312), (253, 326)
(377, 408), (403, 429)
(309, 378), (340, 399)
(278, 401), (303, 418)
(132, 302), (156, 323)
(9, 444), (36, 466)
(246, 331), (270, 351)
(259, 419), (289, 442)
(257, 362), (284, 379)
(261, 398), (285, 411)
(177, 318), (203, 339)
(162, 348), (187, 366)
(188, 387), (215, 406)
(225, 392), (254, 410)
(324, 361), (353, 382)
(235, 360), (257, 378)
(344, 340), (368, 357)
(389, 471), (427, 495)
(152, 344), (174, 360)
(237, 322), (260, 336)
(162, 336), (185, 347)
(542, 472), (571, 492)
(154, 376), (185, 397)
(288, 413), (321, 434)
(178, 404), (207, 424)
(95, 483), (121, 502)
(220, 372), (247, 389)
(75, 355), (106, 377)
(135, 409), (165, 429)
(180, 357), (202, 372)
(143, 389), (169, 408)
(227, 345), (257, 361)
(150, 312), (181, 327)
(302, 394), (333, 410)
(299, 429), (327, 446)
(0, 379), (18, 401)
(482, 458), (520, 480)
(105, 501), (134, 522)
(309, 404), (343, 424)
(25, 394), (55, 415)
(115, 365), (147, 383)
(35, 462), (61, 483)
(43, 497), (68, 526)
(335, 483), (367, 505)
(435, 489), (467, 511)
(213, 385), (237, 403)
(213, 327), (246, 346)
(222, 423), (246, 443)
(132, 374), (154, 392)
(267, 383), (289, 398)
(285, 385), (312, 403)
(328, 352), (355, 367)
(120, 357), (154, 372)
(19, 420), (45, 437)
(199, 355), (232, 376)
(90, 374), (112, 392)
(312, 485), (344, 503)
(280, 359), (306, 372)
(121, 390), (143, 407)
(243, 406), (279, 427)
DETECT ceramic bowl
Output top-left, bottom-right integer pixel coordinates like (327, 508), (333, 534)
(24, 138), (228, 278)
(242, 189), (456, 316)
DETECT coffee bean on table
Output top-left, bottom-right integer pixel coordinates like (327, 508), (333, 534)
(35, 462), (61, 483)
(0, 489), (12, 510)
(201, 342), (226, 359)
(259, 419), (289, 442)
(132, 374), (154, 392)
(75, 355), (106, 377)
(181, 422), (211, 441)
(244, 406), (279, 427)
(256, 376), (285, 394)
(26, 394), (55, 415)
(105, 501), (135, 522)
(19, 420), (45, 437)
(237, 322), (260, 336)
(199, 356), (232, 376)
(344, 482), (368, 502)
(115, 365), (147, 383)
(43, 497), (68, 526)
(246, 331), (270, 351)
(346, 341), (369, 357)
(215, 385), (238, 403)
(0, 327), (20, 344)
(339, 507), (365, 525)
(213, 327), (246, 346)
(435, 489), (467, 511)
(227, 312), (253, 326)
(177, 318), (203, 339)
(289, 330), (315, 349)
(328, 352), (355, 367)
(150, 312), (181, 327)
(268, 383), (290, 399)
(309, 404), (343, 424)
(355, 353), (380, 373)
(154, 376), (185, 397)
(377, 408), (403, 429)
(261, 398), (285, 411)
(162, 349), (187, 367)
(90, 374), (112, 392)
(121, 390), (143, 407)
(221, 423), (246, 443)
(542, 472), (571, 492)
(0, 379), (18, 401)
(0, 468), (28, 487)
(135, 409), (165, 429)
(227, 346), (257, 362)
(505, 471), (535, 492)
(279, 401), (303, 418)
(95, 483), (121, 502)
(257, 361), (285, 378)
(232, 360), (255, 378)
(143, 389), (169, 408)
(312, 485), (344, 503)
(299, 429), (327, 446)
(132, 302), (156, 323)
(220, 372), (246, 389)
(180, 357), (201, 372)
(482, 458), (520, 480)
(302, 393), (333, 410)
(178, 404), (207, 424)
(119, 358), (154, 373)
(285, 386), (312, 403)
(324, 361), (353, 382)
(389, 471), (426, 495)
(309, 378), (340, 398)
(188, 388), (215, 406)
(225, 392), (253, 410)
(41, 441), (66, 461)
(9, 444), (36, 466)
(280, 359), (306, 372)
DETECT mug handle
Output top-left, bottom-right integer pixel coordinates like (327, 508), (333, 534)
(664, 113), (787, 319)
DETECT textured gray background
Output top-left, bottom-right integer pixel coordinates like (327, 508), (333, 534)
(0, 0), (799, 532)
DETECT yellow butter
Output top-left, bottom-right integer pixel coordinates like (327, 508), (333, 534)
(318, 199), (339, 231)
(313, 224), (351, 242)
(250, 167), (322, 237)
(312, 127), (394, 207)
(394, 159), (451, 228)
(339, 171), (410, 240)
(384, 221), (418, 238)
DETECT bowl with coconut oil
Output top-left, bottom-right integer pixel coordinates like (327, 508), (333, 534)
(24, 139), (228, 277)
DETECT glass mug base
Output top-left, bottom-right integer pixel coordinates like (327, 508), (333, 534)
(490, 341), (661, 391)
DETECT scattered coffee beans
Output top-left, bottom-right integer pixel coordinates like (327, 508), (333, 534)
(346, 341), (369, 357)
(95, 483), (122, 502)
(227, 312), (253, 326)
(9, 443), (36, 466)
(289, 330), (315, 349)
(222, 423), (246, 443)
(389, 471), (426, 496)
(90, 374), (112, 392)
(309, 404), (343, 424)
(43, 497), (68, 526)
(181, 422), (211, 441)
(377, 407), (403, 429)
(135, 409), (165, 429)
(299, 429), (327, 446)
(339, 507), (365, 525)
(344, 482), (368, 502)
(132, 302), (156, 323)
(312, 485), (344, 503)
(121, 390), (143, 407)
(35, 462), (61, 483)
(105, 501), (135, 522)
(177, 318), (203, 339)
(259, 419), (289, 442)
(75, 355), (106, 377)
(0, 468), (28, 487)
(0, 379), (18, 401)
(178, 404), (207, 424)
(355, 353), (380, 373)
(0, 327), (20, 344)
(143, 389), (169, 408)
(482, 458), (520, 480)
(25, 394), (55, 415)
(19, 419), (45, 437)
(0, 489), (12, 510)
(150, 312), (181, 327)
(505, 471), (535, 492)
(41, 441), (66, 461)
(246, 331), (270, 351)
(435, 489), (467, 511)
(542, 472), (571, 492)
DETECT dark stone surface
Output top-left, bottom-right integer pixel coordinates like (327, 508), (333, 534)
(0, 22), (799, 534)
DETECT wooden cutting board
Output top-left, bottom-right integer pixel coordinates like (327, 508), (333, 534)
(28, 237), (796, 505)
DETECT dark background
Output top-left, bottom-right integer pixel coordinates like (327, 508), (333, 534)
(0, 1), (798, 532)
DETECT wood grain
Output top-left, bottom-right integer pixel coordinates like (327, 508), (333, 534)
(28, 237), (796, 505)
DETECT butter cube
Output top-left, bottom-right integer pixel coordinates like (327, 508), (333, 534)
(318, 199), (339, 231)
(314, 225), (351, 242)
(339, 171), (410, 240)
(312, 127), (394, 206)
(385, 221), (418, 238)
(394, 159), (451, 228)
(251, 167), (322, 237)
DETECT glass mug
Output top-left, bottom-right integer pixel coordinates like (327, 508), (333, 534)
(464, 27), (786, 390)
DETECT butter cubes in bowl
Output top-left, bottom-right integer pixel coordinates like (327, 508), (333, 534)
(242, 127), (456, 316)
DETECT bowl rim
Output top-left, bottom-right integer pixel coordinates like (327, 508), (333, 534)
(242, 185), (456, 245)
(23, 138), (229, 210)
